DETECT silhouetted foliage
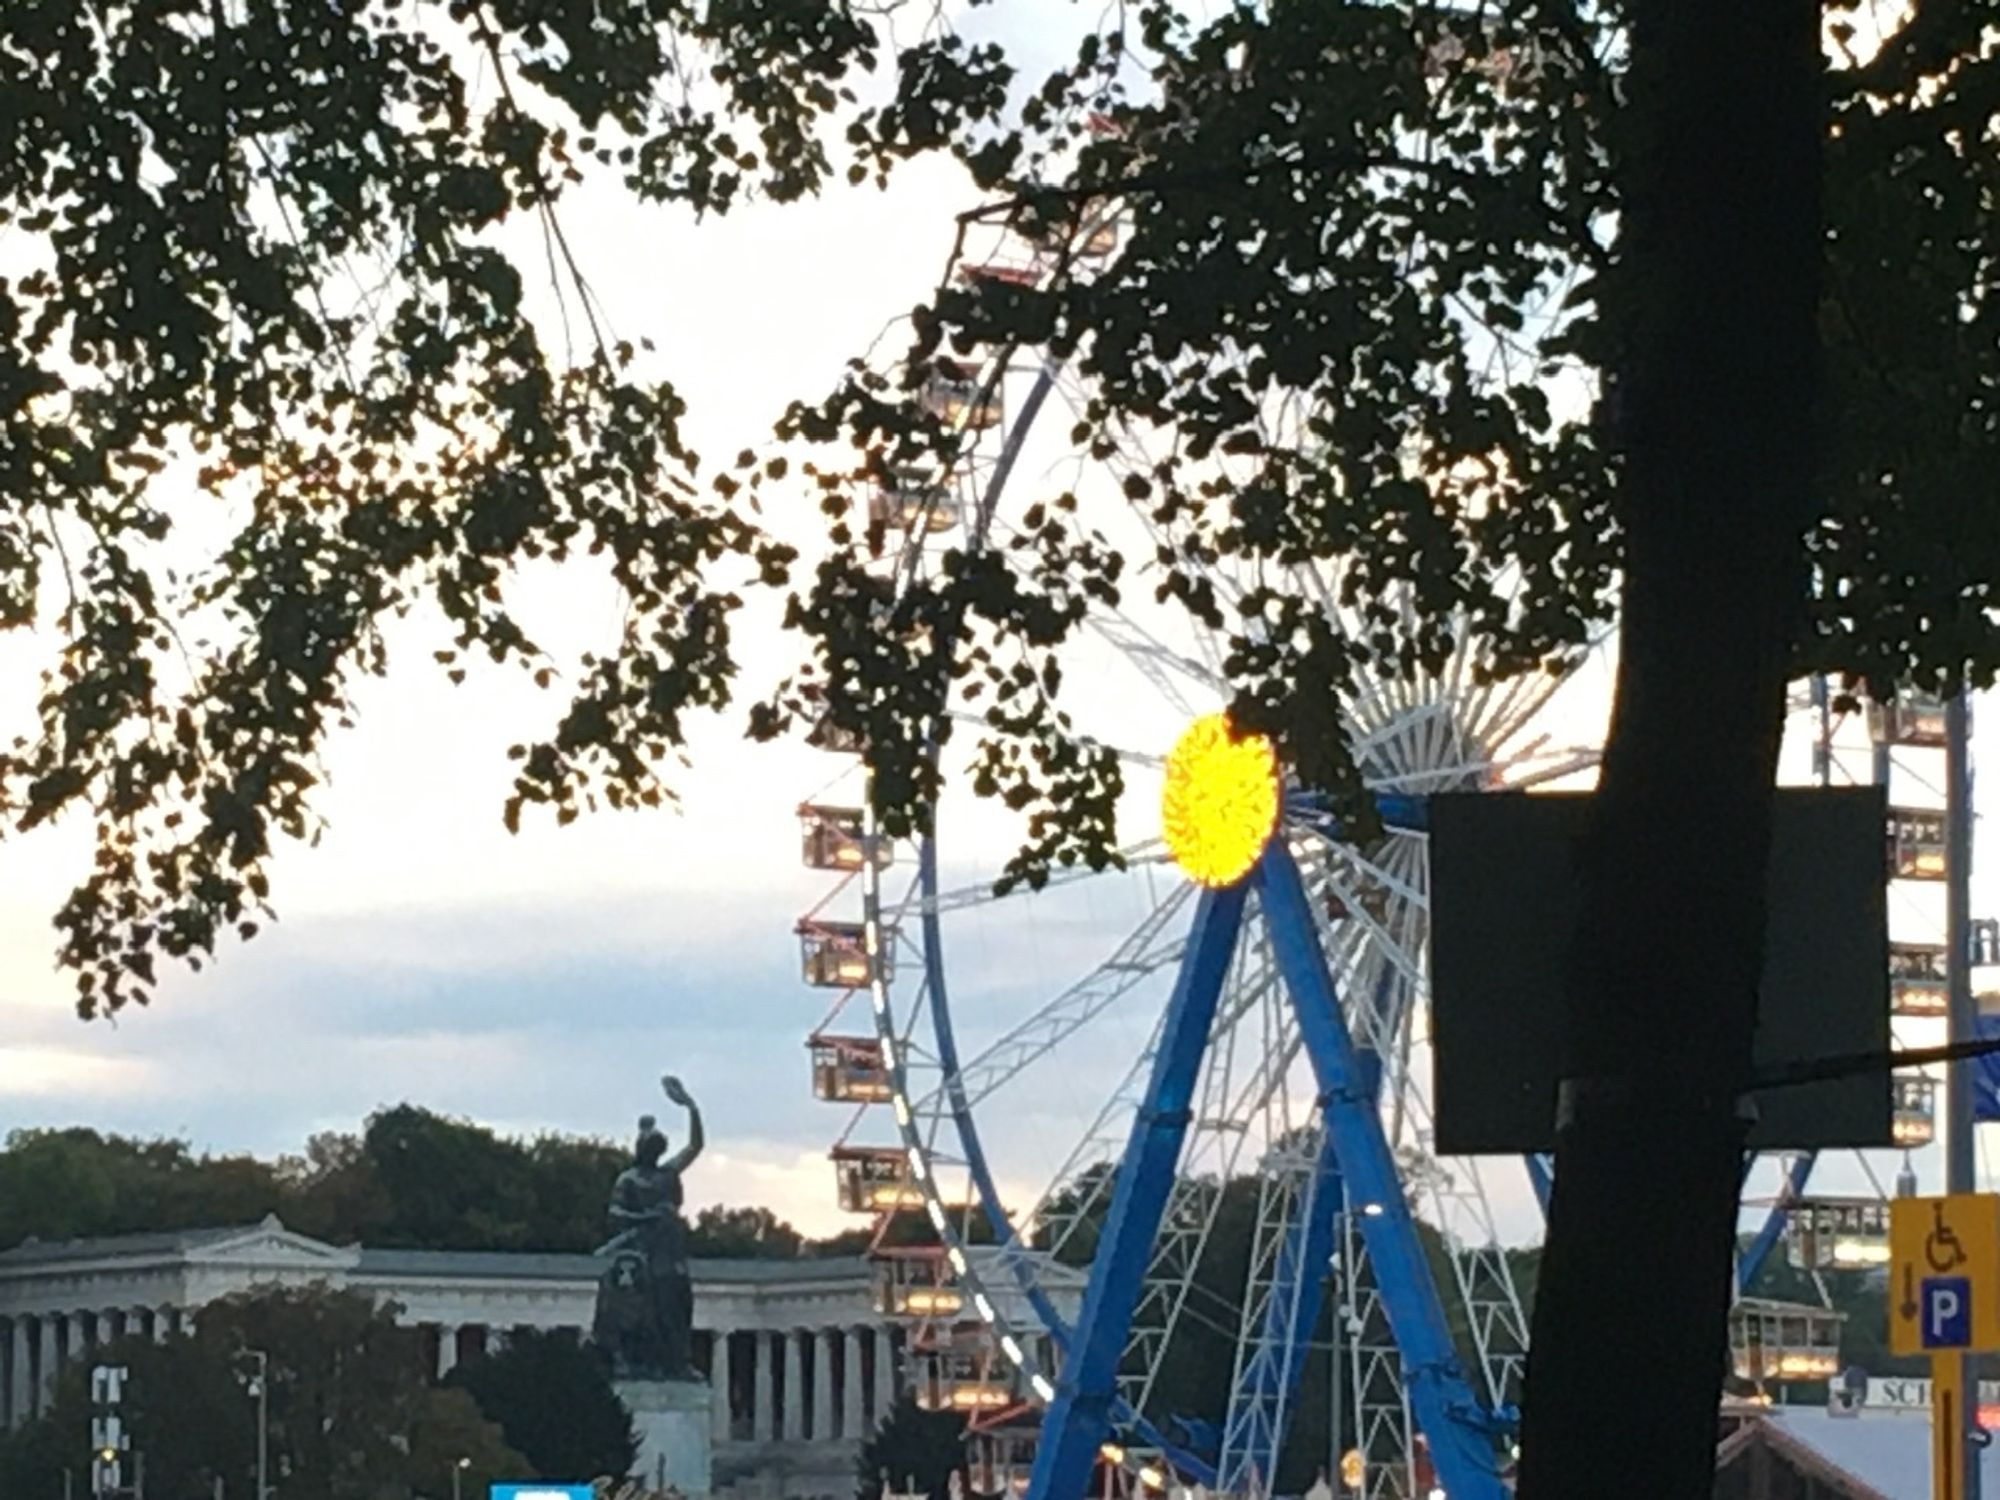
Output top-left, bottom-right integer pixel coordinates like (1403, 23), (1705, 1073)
(0, 1128), (282, 1248)
(0, 1111), (845, 1258)
(687, 1204), (811, 1259)
(450, 1328), (639, 1483)
(0, 1286), (524, 1500)
(854, 1396), (967, 1500)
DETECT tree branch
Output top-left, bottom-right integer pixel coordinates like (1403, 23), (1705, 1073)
(963, 148), (1613, 271)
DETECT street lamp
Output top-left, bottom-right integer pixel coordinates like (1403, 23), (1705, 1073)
(238, 1349), (270, 1500)
(451, 1456), (471, 1500)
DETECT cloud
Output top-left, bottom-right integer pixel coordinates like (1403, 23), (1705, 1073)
(0, 1046), (159, 1102)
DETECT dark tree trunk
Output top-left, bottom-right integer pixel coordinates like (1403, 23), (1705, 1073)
(1514, 3), (1822, 1497)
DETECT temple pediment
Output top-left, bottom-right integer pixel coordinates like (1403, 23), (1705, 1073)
(184, 1217), (358, 1271)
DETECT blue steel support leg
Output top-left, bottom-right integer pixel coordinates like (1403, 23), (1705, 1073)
(1218, 1126), (1345, 1493)
(1526, 1153), (1554, 1216)
(1025, 882), (1248, 1500)
(1256, 844), (1508, 1500)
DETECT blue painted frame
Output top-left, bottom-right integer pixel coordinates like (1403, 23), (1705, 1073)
(917, 829), (1218, 1484)
(1258, 845), (1507, 1500)
(1024, 883), (1248, 1500)
(1023, 841), (1507, 1500)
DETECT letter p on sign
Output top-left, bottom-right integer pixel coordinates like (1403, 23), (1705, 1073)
(1924, 1276), (1973, 1349)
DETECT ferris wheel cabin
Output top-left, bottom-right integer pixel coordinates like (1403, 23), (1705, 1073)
(1867, 694), (1948, 747)
(908, 1329), (1019, 1414)
(830, 1145), (929, 1214)
(797, 919), (892, 989)
(808, 1035), (893, 1103)
(1013, 215), (1120, 262)
(870, 470), (964, 534)
(1892, 1075), (1938, 1146)
(1887, 804), (1948, 881)
(1783, 1196), (1891, 1270)
(872, 1246), (968, 1319)
(967, 1425), (1038, 1497)
(799, 804), (893, 873)
(1888, 939), (1949, 1017)
(921, 359), (1004, 432)
(798, 683), (868, 755)
(958, 262), (1042, 290)
(1727, 1299), (1844, 1387)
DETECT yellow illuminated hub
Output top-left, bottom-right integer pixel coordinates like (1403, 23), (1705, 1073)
(1160, 714), (1281, 888)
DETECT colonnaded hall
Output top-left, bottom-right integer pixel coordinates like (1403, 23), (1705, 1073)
(0, 1218), (1073, 1499)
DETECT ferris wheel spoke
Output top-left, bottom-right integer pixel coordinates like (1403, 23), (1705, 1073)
(1125, 1118), (1271, 1416)
(1300, 829), (1429, 917)
(1081, 610), (1225, 718)
(1327, 901), (1422, 1072)
(1010, 930), (1279, 1275)
(1368, 837), (1433, 1072)
(923, 839), (1172, 916)
(1504, 746), (1602, 790)
(946, 710), (1167, 772)
(1474, 636), (1605, 754)
(1028, 1037), (1160, 1270)
(1364, 758), (1495, 792)
(912, 880), (1196, 1121)
(1126, 932), (1311, 1421)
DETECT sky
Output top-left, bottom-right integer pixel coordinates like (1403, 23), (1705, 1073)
(0, 5), (1991, 1252)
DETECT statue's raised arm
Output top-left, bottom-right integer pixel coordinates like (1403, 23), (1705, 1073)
(661, 1074), (704, 1174)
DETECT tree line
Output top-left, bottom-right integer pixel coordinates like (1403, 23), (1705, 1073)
(0, 1110), (867, 1259)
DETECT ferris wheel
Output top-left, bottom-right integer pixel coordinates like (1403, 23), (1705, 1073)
(786, 183), (1614, 1500)
(772, 67), (1976, 1498)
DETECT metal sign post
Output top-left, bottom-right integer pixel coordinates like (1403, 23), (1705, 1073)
(1939, 1357), (1971, 1500)
(1946, 690), (1981, 1500)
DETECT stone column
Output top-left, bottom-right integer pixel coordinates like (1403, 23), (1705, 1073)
(127, 1307), (150, 1344)
(8, 1319), (31, 1428)
(842, 1327), (866, 1439)
(63, 1313), (86, 1366)
(153, 1307), (171, 1344)
(872, 1327), (895, 1425)
(709, 1329), (734, 1443)
(753, 1332), (776, 1443)
(437, 1324), (460, 1380)
(781, 1329), (806, 1442)
(36, 1318), (59, 1413)
(811, 1329), (834, 1441)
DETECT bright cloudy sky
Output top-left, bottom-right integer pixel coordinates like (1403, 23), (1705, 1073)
(0, 7), (1993, 1249)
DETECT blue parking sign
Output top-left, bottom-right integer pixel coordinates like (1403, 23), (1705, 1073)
(491, 1487), (594, 1500)
(1922, 1276), (1973, 1349)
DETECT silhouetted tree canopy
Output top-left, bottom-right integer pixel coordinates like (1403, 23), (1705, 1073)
(0, 1111), (833, 1257)
(449, 1327), (638, 1483)
(855, 1395), (968, 1500)
(0, 1286), (525, 1500)
(0, 1), (1982, 1012)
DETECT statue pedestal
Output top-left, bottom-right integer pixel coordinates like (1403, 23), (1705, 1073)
(619, 1378), (713, 1496)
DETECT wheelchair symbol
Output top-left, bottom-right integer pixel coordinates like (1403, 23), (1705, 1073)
(1928, 1200), (1970, 1273)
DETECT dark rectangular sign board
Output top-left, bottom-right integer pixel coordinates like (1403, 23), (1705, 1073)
(1429, 787), (1890, 1155)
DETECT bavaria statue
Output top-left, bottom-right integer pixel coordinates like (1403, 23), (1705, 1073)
(593, 1074), (705, 1382)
